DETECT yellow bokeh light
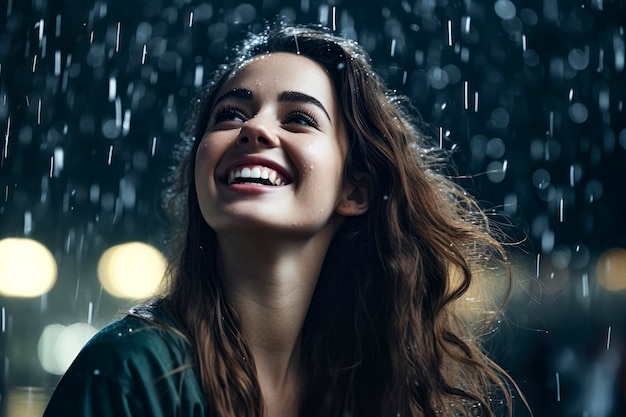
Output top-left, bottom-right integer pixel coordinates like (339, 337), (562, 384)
(0, 238), (57, 297)
(97, 242), (166, 298)
(38, 323), (98, 375)
(596, 248), (626, 292)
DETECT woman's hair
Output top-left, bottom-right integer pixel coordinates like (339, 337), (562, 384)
(161, 23), (519, 417)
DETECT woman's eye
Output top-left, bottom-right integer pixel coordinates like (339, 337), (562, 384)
(212, 107), (246, 125)
(284, 111), (319, 128)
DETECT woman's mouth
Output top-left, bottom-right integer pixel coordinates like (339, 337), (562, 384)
(227, 165), (290, 186)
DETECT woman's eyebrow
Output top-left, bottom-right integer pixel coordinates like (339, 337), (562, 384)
(279, 91), (332, 122)
(213, 88), (253, 107)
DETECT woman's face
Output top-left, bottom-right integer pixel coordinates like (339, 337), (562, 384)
(194, 52), (353, 240)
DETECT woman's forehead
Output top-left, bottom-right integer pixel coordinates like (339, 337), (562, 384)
(218, 53), (339, 106)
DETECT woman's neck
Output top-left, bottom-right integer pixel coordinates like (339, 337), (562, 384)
(217, 231), (331, 413)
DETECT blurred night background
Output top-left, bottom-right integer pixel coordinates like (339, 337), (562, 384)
(1, 0), (625, 416)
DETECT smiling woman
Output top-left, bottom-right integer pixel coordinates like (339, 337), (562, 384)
(43, 24), (525, 417)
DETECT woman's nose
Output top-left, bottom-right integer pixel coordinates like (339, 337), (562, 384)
(236, 115), (279, 148)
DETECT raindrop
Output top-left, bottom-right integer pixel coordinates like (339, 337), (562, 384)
(494, 0), (517, 20)
(36, 98), (42, 125)
(503, 193), (517, 215)
(55, 14), (61, 37)
(136, 22), (152, 44)
(581, 274), (589, 297)
(108, 76), (116, 102)
(86, 44), (106, 67)
(598, 88), (610, 112)
(470, 134), (488, 161)
(532, 169), (551, 189)
(568, 47), (589, 70)
(89, 184), (100, 204)
(443, 65), (461, 83)
(544, 140), (561, 161)
(427, 66), (448, 89)
(87, 302), (93, 325)
(293, 30), (300, 55)
(490, 107), (510, 129)
(568, 103), (588, 124)
(542, 229), (555, 253)
(232, 4), (256, 25)
(486, 161), (506, 183)
(584, 179), (603, 202)
(53, 147), (64, 177)
(115, 22), (121, 53)
(551, 245), (571, 269)
(462, 16), (471, 34)
(607, 326), (612, 350)
(193, 4), (213, 21)
(119, 177), (136, 208)
(318, 4), (329, 25)
(536, 253), (541, 278)
(24, 211), (32, 235)
(107, 145), (114, 165)
(569, 164), (582, 187)
(194, 64), (204, 87)
(519, 8), (539, 25)
(571, 244), (590, 268)
(523, 49), (540, 67)
(486, 137), (506, 159)
(122, 109), (131, 136)
(54, 50), (61, 75)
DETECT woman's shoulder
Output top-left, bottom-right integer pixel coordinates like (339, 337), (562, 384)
(43, 302), (208, 417)
(76, 302), (191, 376)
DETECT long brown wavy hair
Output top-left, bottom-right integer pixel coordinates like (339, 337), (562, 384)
(160, 23), (521, 417)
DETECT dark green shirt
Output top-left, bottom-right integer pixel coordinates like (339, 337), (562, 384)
(43, 304), (210, 417)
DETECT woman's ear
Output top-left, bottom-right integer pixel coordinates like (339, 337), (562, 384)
(336, 172), (373, 217)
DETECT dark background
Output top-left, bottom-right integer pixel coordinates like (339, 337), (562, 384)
(1, 0), (626, 416)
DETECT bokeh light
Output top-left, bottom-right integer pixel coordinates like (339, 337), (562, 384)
(0, 238), (57, 298)
(37, 323), (98, 375)
(596, 248), (626, 292)
(97, 242), (166, 298)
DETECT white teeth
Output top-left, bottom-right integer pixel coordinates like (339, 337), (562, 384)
(228, 165), (286, 186)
